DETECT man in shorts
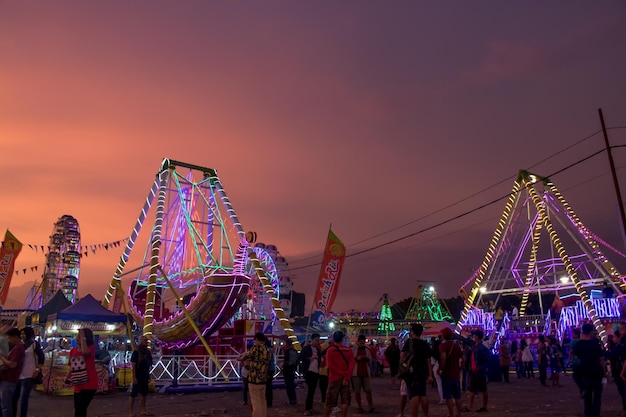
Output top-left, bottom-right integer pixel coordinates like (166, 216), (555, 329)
(323, 331), (355, 417)
(402, 323), (433, 417)
(437, 328), (464, 417)
(352, 334), (375, 413)
(129, 336), (153, 417)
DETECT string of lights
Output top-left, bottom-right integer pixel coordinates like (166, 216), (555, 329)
(287, 138), (626, 273)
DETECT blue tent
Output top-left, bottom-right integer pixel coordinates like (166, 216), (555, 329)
(49, 294), (126, 323)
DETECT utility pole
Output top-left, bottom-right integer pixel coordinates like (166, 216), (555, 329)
(598, 108), (626, 242)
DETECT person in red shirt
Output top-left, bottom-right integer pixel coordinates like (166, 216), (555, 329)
(0, 327), (25, 417)
(437, 328), (464, 417)
(66, 328), (98, 417)
(323, 331), (355, 417)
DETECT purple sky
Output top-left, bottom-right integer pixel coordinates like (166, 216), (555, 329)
(1, 2), (626, 313)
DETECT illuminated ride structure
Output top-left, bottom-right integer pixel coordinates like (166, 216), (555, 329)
(332, 292), (429, 340)
(456, 170), (625, 347)
(40, 215), (81, 306)
(241, 243), (281, 323)
(405, 285), (453, 322)
(102, 159), (299, 351)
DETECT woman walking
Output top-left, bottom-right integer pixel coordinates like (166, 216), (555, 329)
(67, 328), (97, 417)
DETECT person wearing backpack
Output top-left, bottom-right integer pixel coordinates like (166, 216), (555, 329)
(282, 339), (298, 406)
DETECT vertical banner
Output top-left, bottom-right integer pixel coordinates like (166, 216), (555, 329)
(311, 229), (346, 328)
(0, 230), (23, 306)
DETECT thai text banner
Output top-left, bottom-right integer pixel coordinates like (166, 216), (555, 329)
(311, 230), (346, 328)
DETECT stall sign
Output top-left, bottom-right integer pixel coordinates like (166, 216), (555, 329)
(46, 319), (127, 336)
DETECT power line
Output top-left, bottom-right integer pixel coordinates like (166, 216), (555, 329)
(287, 144), (617, 273)
(288, 128), (615, 267)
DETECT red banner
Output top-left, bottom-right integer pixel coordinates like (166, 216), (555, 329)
(0, 230), (23, 306)
(311, 230), (346, 328)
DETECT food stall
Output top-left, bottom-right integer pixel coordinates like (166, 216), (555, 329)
(42, 294), (128, 395)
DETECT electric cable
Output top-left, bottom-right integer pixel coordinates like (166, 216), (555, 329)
(287, 144), (622, 272)
(288, 128), (623, 267)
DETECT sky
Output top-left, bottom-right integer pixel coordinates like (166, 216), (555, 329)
(1, 2), (626, 314)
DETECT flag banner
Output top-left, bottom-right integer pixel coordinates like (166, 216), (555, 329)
(311, 229), (346, 328)
(0, 230), (23, 306)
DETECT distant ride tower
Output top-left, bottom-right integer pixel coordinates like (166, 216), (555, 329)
(377, 293), (395, 336)
(41, 215), (81, 306)
(405, 284), (453, 322)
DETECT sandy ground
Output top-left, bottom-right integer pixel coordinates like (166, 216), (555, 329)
(26, 372), (624, 417)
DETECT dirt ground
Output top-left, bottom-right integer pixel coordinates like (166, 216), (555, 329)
(27, 372), (624, 417)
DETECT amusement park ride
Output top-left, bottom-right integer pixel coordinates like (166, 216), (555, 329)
(25, 215), (82, 309)
(405, 284), (453, 322)
(9, 160), (625, 392)
(100, 158), (301, 354)
(456, 170), (626, 348)
(330, 287), (453, 340)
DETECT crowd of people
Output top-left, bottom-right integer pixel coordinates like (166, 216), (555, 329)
(0, 326), (44, 417)
(232, 320), (625, 417)
(0, 327), (155, 417)
(2, 320), (619, 417)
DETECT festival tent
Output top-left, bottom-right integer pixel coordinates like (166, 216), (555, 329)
(45, 294), (127, 336)
(422, 320), (455, 338)
(31, 290), (72, 325)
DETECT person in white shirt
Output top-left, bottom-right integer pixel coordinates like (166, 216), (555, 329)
(15, 327), (44, 417)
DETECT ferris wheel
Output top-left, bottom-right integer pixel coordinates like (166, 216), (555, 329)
(243, 243), (281, 322)
(40, 215), (81, 306)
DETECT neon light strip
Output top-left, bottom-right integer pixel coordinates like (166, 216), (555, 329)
(144, 168), (169, 338)
(586, 230), (626, 258)
(511, 212), (539, 289)
(550, 183), (624, 291)
(156, 266), (230, 381)
(251, 247), (280, 323)
(456, 179), (522, 334)
(210, 173), (246, 241)
(194, 174), (218, 263)
(171, 173), (212, 269)
(103, 175), (160, 307)
(248, 247), (301, 351)
(524, 173), (608, 348)
(557, 298), (620, 341)
(521, 209), (543, 317)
